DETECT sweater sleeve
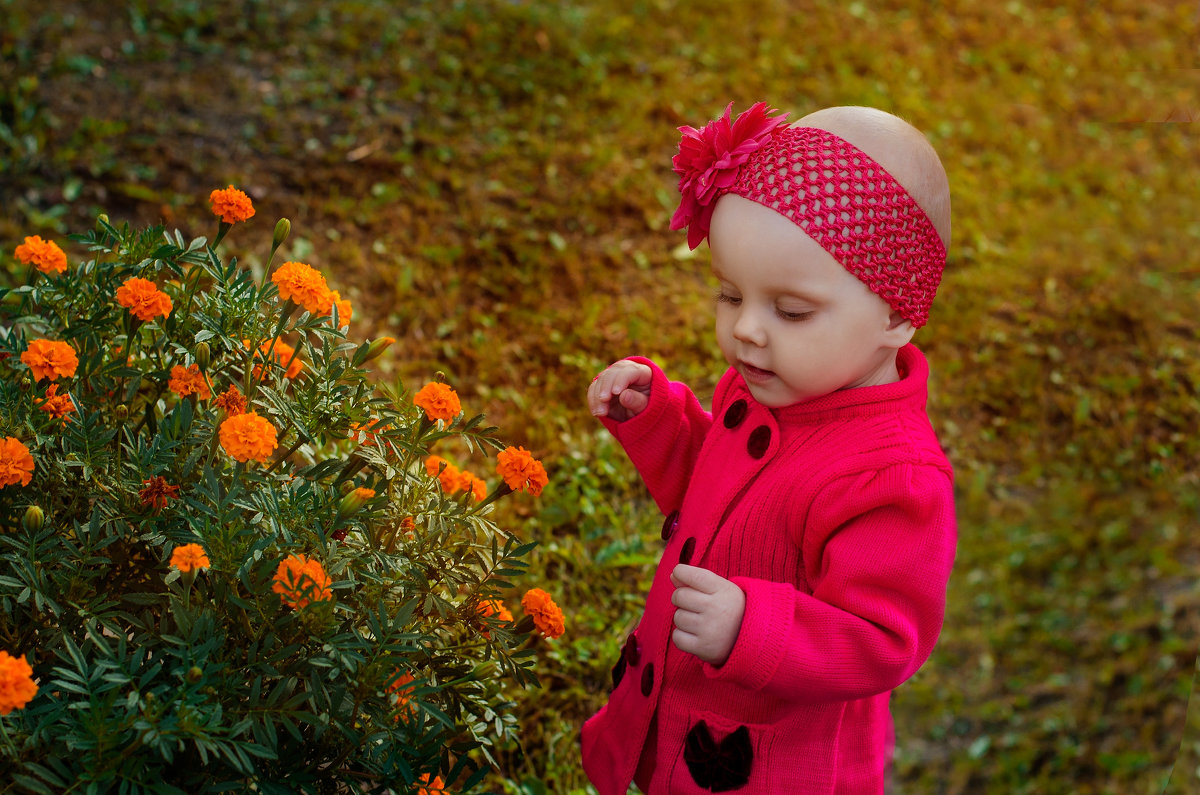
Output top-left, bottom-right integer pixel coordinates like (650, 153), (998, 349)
(704, 461), (956, 703)
(598, 357), (713, 516)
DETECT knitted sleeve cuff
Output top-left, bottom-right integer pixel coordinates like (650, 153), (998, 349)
(704, 577), (796, 691)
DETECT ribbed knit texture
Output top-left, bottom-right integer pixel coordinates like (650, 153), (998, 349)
(581, 345), (957, 795)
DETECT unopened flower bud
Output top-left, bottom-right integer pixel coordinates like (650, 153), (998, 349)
(272, 218), (291, 250)
(115, 404), (129, 421)
(336, 486), (375, 519)
(362, 336), (396, 364)
(97, 214), (109, 227)
(194, 341), (211, 372)
(186, 666), (203, 683)
(22, 505), (44, 532)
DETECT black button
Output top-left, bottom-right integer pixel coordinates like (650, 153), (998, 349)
(610, 654), (627, 692)
(679, 537), (696, 566)
(640, 663), (654, 696)
(747, 425), (771, 459)
(623, 633), (640, 666)
(723, 399), (748, 429)
(683, 721), (753, 791)
(661, 510), (679, 541)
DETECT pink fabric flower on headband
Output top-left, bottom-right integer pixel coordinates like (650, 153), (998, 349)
(669, 101), (790, 249)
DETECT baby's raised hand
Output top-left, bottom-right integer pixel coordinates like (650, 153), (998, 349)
(669, 564), (746, 668)
(588, 359), (652, 422)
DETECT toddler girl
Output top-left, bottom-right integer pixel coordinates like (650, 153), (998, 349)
(582, 102), (957, 794)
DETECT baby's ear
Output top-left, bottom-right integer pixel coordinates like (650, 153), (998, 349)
(884, 311), (917, 348)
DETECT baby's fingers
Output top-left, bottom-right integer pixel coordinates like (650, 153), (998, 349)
(618, 387), (649, 416)
(587, 376), (614, 416)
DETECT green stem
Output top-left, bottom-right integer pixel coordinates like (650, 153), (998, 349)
(265, 435), (307, 476)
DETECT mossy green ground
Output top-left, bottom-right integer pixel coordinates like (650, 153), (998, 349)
(3, 1), (1198, 792)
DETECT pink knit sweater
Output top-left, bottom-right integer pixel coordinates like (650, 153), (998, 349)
(581, 345), (956, 794)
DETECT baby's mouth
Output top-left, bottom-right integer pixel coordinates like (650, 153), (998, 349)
(739, 362), (775, 381)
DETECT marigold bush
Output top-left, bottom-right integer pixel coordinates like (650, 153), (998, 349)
(0, 198), (556, 793)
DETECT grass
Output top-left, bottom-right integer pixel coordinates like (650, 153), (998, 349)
(3, 0), (1199, 792)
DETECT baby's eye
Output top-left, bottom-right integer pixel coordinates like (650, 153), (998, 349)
(715, 291), (741, 306)
(777, 308), (814, 322)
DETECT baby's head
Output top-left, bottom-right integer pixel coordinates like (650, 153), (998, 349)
(669, 103), (951, 405)
(671, 103), (950, 329)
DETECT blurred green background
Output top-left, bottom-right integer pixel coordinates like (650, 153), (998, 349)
(3, 1), (1198, 792)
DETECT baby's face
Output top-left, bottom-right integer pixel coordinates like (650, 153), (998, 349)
(709, 195), (910, 407)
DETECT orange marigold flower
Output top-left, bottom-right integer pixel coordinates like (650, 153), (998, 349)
(169, 542), (210, 573)
(271, 261), (332, 315)
(350, 418), (384, 446)
(116, 277), (173, 323)
(0, 437), (34, 489)
(425, 455), (462, 494)
(0, 651), (38, 715)
(218, 412), (278, 463)
(413, 382), (461, 423)
(478, 598), (514, 638)
(330, 289), (352, 326)
(496, 446), (548, 497)
(21, 339), (79, 382)
(36, 384), (76, 422)
(209, 185), (256, 224)
(271, 553), (333, 610)
(139, 476), (181, 511)
(168, 363), (212, 400)
(387, 670), (416, 710)
(256, 339), (303, 379)
(458, 470), (487, 502)
(244, 338), (303, 380)
(522, 588), (565, 639)
(213, 384), (247, 416)
(415, 774), (447, 795)
(15, 235), (67, 275)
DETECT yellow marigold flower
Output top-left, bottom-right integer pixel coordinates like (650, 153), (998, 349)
(415, 774), (447, 795)
(139, 476), (180, 511)
(0, 651), (38, 715)
(0, 437), (34, 488)
(213, 384), (247, 416)
(209, 185), (256, 224)
(496, 446), (548, 497)
(15, 235), (67, 275)
(522, 588), (565, 639)
(271, 553), (333, 610)
(169, 543), (210, 573)
(168, 363), (212, 400)
(21, 339), (79, 382)
(271, 261), (332, 315)
(116, 277), (173, 323)
(36, 384), (76, 422)
(218, 412), (278, 463)
(413, 381), (461, 423)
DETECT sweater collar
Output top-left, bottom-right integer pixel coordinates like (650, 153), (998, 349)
(728, 344), (930, 424)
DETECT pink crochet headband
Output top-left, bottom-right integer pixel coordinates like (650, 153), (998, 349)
(669, 102), (946, 328)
